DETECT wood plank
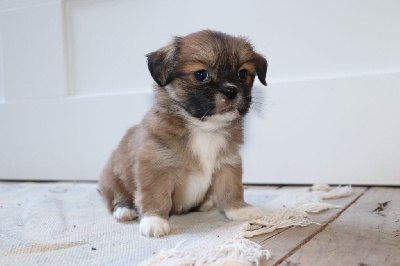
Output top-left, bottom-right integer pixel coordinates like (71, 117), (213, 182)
(250, 186), (368, 265)
(284, 187), (400, 266)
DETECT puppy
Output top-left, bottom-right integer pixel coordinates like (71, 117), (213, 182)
(99, 30), (268, 237)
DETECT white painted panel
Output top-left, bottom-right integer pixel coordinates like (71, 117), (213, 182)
(66, 0), (400, 95)
(65, 0), (154, 95)
(1, 73), (399, 185)
(0, 1), (66, 100)
(0, 0), (60, 10)
(242, 73), (400, 185)
(0, 93), (153, 180)
(0, 17), (4, 102)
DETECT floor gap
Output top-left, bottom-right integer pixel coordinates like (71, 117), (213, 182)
(274, 187), (371, 265)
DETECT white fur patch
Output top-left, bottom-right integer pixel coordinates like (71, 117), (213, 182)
(180, 107), (239, 132)
(165, 85), (177, 99)
(176, 125), (228, 211)
(197, 113), (240, 131)
(113, 206), (137, 222)
(190, 127), (228, 175)
(225, 206), (265, 221)
(140, 216), (170, 237)
(180, 172), (212, 212)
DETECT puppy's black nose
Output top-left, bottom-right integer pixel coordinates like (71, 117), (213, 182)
(220, 86), (238, 100)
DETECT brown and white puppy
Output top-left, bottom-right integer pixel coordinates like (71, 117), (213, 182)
(99, 30), (268, 237)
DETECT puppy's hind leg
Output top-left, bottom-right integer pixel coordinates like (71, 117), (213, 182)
(111, 188), (138, 222)
(99, 166), (137, 222)
(113, 202), (137, 222)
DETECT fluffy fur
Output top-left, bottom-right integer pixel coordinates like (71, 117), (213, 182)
(99, 30), (268, 237)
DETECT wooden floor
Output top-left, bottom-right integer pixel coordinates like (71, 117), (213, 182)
(250, 186), (400, 266)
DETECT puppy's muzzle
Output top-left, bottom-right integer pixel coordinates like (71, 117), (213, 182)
(220, 86), (238, 100)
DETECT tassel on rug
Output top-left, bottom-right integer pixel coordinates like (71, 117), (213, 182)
(312, 184), (353, 199)
(142, 238), (270, 266)
(241, 184), (352, 238)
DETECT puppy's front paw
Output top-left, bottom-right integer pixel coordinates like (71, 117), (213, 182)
(225, 206), (265, 221)
(140, 216), (170, 237)
(113, 206), (137, 222)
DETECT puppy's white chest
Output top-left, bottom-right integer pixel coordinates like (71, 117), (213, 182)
(190, 129), (228, 175)
(179, 172), (211, 212)
(179, 129), (228, 211)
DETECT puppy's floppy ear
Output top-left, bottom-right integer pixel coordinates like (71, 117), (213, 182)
(254, 53), (268, 86)
(146, 37), (181, 87)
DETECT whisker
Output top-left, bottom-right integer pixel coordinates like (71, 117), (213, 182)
(200, 108), (212, 121)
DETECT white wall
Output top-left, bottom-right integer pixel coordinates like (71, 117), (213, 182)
(0, 0), (399, 184)
(65, 0), (400, 94)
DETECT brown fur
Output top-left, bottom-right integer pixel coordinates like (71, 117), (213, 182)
(99, 30), (267, 236)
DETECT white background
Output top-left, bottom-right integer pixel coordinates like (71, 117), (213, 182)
(0, 0), (399, 185)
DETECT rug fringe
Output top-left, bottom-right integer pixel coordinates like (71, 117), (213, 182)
(241, 184), (352, 238)
(142, 238), (270, 266)
(312, 184), (352, 199)
(240, 209), (318, 238)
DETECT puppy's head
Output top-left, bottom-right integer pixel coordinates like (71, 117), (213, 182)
(147, 30), (267, 121)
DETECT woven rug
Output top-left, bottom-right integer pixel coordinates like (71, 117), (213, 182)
(0, 182), (348, 265)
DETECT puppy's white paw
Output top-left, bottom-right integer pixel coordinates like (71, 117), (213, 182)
(140, 216), (170, 237)
(225, 206), (265, 221)
(113, 206), (137, 222)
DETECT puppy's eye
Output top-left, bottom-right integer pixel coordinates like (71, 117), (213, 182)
(194, 69), (209, 82)
(238, 69), (247, 80)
